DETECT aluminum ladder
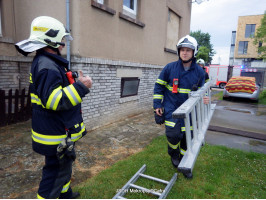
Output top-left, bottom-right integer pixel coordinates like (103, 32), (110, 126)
(172, 80), (216, 175)
(113, 164), (177, 199)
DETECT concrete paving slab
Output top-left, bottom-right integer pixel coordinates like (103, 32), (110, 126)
(206, 130), (266, 154)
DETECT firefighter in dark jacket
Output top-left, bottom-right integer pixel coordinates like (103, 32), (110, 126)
(15, 16), (92, 199)
(153, 35), (209, 179)
(197, 59), (210, 82)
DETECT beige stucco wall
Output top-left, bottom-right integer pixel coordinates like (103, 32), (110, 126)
(1, 0), (192, 66)
(235, 14), (263, 59)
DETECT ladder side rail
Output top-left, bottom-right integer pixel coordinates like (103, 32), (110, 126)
(196, 102), (202, 135)
(159, 173), (178, 199)
(184, 113), (192, 154)
(113, 164), (147, 199)
(191, 107), (199, 142)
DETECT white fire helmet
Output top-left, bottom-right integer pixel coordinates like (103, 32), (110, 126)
(176, 35), (198, 57)
(197, 59), (205, 66)
(15, 16), (73, 56)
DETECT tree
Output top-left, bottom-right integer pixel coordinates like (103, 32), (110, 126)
(190, 30), (215, 64)
(196, 46), (209, 62)
(253, 12), (266, 60)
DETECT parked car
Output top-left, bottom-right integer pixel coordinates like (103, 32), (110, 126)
(223, 76), (260, 101)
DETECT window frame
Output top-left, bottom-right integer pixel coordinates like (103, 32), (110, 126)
(123, 0), (137, 16)
(238, 41), (248, 55)
(245, 24), (256, 38)
(120, 77), (140, 98)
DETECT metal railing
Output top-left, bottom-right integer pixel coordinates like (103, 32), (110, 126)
(172, 80), (216, 173)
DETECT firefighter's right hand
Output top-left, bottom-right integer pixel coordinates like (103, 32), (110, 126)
(78, 70), (92, 89)
(155, 108), (163, 116)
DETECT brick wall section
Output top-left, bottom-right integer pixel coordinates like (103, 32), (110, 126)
(0, 57), (32, 92)
(0, 56), (164, 129)
(71, 57), (163, 130)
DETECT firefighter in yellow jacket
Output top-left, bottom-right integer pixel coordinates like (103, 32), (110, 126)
(15, 16), (92, 199)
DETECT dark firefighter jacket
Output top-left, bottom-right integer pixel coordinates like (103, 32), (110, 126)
(30, 49), (90, 156)
(153, 59), (205, 129)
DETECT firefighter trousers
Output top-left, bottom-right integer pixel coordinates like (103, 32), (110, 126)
(165, 122), (187, 160)
(37, 154), (74, 199)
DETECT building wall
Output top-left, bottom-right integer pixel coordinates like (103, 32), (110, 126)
(9, 0), (191, 65)
(234, 15), (263, 59)
(0, 0), (191, 127)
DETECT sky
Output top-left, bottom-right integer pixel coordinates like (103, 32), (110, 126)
(190, 0), (266, 65)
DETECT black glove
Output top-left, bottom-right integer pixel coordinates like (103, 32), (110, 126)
(56, 138), (67, 161)
(65, 138), (76, 161)
(154, 110), (165, 125)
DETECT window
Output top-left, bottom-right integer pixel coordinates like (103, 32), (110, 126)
(97, 0), (104, 4)
(258, 41), (263, 54)
(238, 41), (248, 55)
(165, 9), (180, 52)
(123, 0), (137, 16)
(231, 31), (236, 45)
(121, 77), (140, 98)
(245, 24), (256, 38)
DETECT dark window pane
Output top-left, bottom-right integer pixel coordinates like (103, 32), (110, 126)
(245, 24), (256, 38)
(231, 31), (236, 45)
(238, 41), (248, 55)
(121, 78), (140, 97)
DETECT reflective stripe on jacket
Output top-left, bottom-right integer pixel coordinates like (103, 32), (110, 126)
(153, 59), (205, 128)
(30, 49), (90, 156)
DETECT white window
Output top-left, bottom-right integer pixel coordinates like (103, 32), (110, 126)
(123, 0), (137, 16)
(97, 0), (104, 4)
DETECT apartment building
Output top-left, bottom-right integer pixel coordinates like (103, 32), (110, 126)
(0, 0), (192, 129)
(230, 14), (265, 68)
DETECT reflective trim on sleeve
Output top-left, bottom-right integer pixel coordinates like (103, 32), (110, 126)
(46, 86), (63, 110)
(156, 79), (167, 85)
(153, 94), (164, 99)
(165, 120), (176, 127)
(31, 129), (67, 145)
(31, 93), (45, 108)
(61, 180), (71, 193)
(71, 123), (86, 142)
(63, 85), (82, 106)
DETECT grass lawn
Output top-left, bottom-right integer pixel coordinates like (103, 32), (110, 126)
(74, 136), (266, 199)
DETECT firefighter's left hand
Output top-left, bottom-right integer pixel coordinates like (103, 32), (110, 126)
(203, 96), (209, 104)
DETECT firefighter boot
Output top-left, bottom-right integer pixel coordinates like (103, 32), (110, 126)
(171, 155), (180, 168)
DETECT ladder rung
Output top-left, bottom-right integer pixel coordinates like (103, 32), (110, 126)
(129, 183), (162, 196)
(139, 173), (169, 184)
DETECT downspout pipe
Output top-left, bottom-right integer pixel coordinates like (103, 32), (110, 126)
(66, 0), (71, 69)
